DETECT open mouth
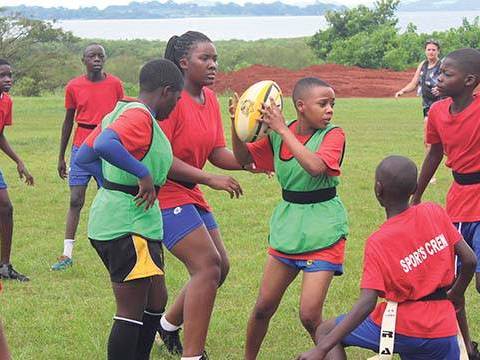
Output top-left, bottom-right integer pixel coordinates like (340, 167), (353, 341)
(1, 84), (11, 92)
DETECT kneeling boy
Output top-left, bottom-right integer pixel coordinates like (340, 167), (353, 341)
(297, 155), (476, 360)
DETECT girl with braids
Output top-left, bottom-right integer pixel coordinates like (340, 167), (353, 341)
(156, 31), (244, 360)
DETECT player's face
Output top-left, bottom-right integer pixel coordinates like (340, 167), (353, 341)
(156, 89), (181, 120)
(0, 65), (13, 93)
(425, 43), (439, 62)
(82, 45), (106, 73)
(183, 42), (218, 87)
(298, 86), (335, 130)
(436, 58), (467, 97)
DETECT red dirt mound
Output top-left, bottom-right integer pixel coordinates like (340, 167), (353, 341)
(212, 64), (416, 98)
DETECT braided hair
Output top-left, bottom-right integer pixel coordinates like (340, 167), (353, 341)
(164, 31), (212, 73)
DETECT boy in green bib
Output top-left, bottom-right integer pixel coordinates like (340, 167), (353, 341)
(75, 59), (183, 360)
(231, 77), (348, 359)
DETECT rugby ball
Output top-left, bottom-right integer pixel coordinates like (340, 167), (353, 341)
(234, 80), (283, 143)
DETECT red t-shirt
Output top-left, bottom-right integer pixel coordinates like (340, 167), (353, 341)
(0, 93), (13, 134)
(426, 95), (480, 222)
(157, 88), (227, 211)
(65, 74), (124, 147)
(362, 202), (460, 338)
(247, 124), (346, 261)
(84, 104), (152, 161)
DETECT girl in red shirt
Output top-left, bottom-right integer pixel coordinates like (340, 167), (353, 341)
(157, 31), (244, 360)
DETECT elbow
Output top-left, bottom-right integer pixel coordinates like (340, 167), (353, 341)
(306, 165), (327, 178)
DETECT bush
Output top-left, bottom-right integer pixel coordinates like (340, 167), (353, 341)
(13, 76), (42, 97)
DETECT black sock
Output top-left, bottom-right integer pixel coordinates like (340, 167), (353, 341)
(135, 309), (163, 360)
(108, 317), (142, 360)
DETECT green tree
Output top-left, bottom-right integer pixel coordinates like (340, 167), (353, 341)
(308, 0), (400, 60)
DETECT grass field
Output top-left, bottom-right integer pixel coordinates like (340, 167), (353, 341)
(0, 96), (478, 359)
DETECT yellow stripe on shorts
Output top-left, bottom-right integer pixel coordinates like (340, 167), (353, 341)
(124, 235), (164, 281)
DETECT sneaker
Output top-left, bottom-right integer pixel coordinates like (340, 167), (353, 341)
(51, 256), (73, 271)
(0, 264), (29, 282)
(470, 341), (480, 360)
(157, 326), (183, 355)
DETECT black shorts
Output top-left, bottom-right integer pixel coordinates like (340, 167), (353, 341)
(90, 235), (164, 283)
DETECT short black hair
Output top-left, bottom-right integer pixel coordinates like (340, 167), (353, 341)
(445, 48), (480, 77)
(83, 43), (105, 57)
(292, 77), (332, 107)
(424, 39), (440, 50)
(164, 31), (212, 73)
(139, 58), (184, 93)
(376, 155), (417, 201)
(0, 59), (11, 66)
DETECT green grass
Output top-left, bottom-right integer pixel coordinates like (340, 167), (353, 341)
(0, 96), (478, 359)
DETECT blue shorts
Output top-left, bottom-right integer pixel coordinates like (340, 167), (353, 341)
(0, 169), (6, 189)
(161, 204), (218, 251)
(68, 145), (102, 187)
(273, 255), (343, 275)
(454, 221), (480, 273)
(336, 315), (459, 360)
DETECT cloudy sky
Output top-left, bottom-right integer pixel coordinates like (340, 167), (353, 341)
(1, 0), (379, 8)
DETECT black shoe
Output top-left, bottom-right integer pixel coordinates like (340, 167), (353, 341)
(200, 351), (209, 360)
(470, 341), (480, 360)
(0, 264), (29, 282)
(157, 326), (183, 355)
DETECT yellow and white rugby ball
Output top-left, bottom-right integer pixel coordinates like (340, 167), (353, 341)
(234, 80), (283, 143)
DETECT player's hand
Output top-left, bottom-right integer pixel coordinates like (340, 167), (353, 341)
(410, 194), (421, 206)
(205, 174), (243, 199)
(431, 86), (440, 97)
(17, 162), (34, 186)
(57, 158), (68, 179)
(135, 174), (157, 210)
(395, 90), (404, 98)
(296, 347), (327, 360)
(228, 92), (239, 121)
(260, 97), (287, 134)
(447, 289), (465, 312)
(242, 163), (274, 178)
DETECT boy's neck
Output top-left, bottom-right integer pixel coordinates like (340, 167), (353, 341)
(86, 70), (105, 82)
(450, 91), (475, 114)
(384, 201), (410, 219)
(295, 116), (315, 136)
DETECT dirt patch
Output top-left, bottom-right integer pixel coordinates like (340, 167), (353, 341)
(212, 64), (416, 98)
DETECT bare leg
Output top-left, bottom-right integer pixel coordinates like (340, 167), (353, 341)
(164, 225), (222, 357)
(64, 185), (87, 240)
(0, 321), (11, 360)
(424, 116), (436, 183)
(245, 256), (299, 360)
(163, 227), (229, 327)
(0, 189), (13, 264)
(299, 271), (335, 342)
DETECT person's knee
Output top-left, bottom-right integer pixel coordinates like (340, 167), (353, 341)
(190, 251), (222, 285)
(218, 254), (230, 287)
(0, 198), (13, 218)
(252, 299), (278, 321)
(299, 306), (322, 334)
(69, 190), (86, 210)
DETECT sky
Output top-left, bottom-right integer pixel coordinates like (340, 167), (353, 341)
(1, 0), (379, 9)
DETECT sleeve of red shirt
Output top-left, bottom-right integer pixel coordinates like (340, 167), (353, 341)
(64, 83), (76, 110)
(360, 238), (386, 296)
(426, 107), (441, 144)
(435, 204), (462, 247)
(4, 98), (12, 126)
(107, 108), (152, 160)
(316, 128), (345, 177)
(116, 80), (125, 100)
(246, 136), (275, 172)
(83, 125), (101, 148)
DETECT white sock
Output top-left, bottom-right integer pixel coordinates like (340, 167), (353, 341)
(63, 239), (75, 258)
(181, 356), (202, 360)
(160, 314), (181, 331)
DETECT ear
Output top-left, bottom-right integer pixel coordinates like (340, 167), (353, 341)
(179, 57), (188, 73)
(465, 74), (478, 88)
(296, 99), (304, 113)
(375, 180), (383, 198)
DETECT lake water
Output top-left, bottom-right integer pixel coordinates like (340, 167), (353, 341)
(56, 11), (480, 41)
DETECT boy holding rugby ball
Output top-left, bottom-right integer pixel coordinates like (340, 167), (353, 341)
(231, 77), (348, 359)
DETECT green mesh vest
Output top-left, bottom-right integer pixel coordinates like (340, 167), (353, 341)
(268, 121), (348, 254)
(88, 100), (173, 241)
